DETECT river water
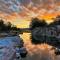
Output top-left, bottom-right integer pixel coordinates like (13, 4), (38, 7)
(20, 33), (60, 60)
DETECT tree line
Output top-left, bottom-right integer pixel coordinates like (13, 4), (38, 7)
(30, 15), (60, 44)
(30, 15), (60, 30)
(0, 19), (20, 32)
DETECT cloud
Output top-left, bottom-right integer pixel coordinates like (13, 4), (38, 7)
(0, 0), (22, 14)
(0, 0), (60, 19)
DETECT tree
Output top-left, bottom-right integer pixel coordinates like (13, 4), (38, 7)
(6, 22), (12, 31)
(0, 19), (19, 32)
(30, 18), (47, 30)
(0, 20), (5, 31)
(49, 15), (60, 26)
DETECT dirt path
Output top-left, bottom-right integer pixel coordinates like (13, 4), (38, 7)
(20, 33), (60, 60)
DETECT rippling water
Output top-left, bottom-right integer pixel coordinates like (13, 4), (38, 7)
(20, 33), (60, 60)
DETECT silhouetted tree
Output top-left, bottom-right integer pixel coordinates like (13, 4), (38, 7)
(0, 19), (19, 32)
(6, 22), (12, 31)
(49, 16), (60, 26)
(30, 18), (47, 30)
(0, 20), (5, 31)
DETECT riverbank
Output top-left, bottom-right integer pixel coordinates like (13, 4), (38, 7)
(0, 35), (23, 60)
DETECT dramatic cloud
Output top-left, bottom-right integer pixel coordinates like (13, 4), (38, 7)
(0, 0), (60, 19)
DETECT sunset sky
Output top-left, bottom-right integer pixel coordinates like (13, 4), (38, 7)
(0, 0), (60, 28)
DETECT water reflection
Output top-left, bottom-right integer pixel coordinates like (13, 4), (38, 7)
(20, 33), (60, 60)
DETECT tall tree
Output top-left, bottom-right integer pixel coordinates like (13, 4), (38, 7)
(30, 18), (47, 30)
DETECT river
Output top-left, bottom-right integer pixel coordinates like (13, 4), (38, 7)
(20, 33), (60, 60)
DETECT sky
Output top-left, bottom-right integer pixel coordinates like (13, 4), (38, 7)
(0, 0), (60, 14)
(0, 0), (60, 28)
